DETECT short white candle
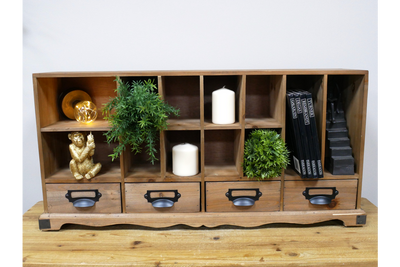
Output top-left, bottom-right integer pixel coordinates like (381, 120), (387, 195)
(212, 87), (235, 124)
(172, 143), (199, 176)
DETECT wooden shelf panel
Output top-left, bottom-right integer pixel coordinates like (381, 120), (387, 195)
(125, 164), (161, 179)
(165, 170), (202, 179)
(33, 69), (368, 78)
(204, 165), (240, 178)
(203, 120), (241, 130)
(245, 118), (282, 129)
(44, 163), (121, 183)
(124, 177), (202, 183)
(41, 120), (111, 132)
(166, 119), (201, 130)
(284, 167), (359, 180)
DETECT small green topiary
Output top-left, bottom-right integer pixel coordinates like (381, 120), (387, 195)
(243, 129), (289, 179)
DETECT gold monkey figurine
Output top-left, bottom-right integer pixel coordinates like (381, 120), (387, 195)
(68, 131), (102, 180)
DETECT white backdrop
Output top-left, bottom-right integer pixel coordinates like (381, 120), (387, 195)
(23, 0), (378, 213)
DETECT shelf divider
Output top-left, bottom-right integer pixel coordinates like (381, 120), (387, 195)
(200, 75), (205, 212)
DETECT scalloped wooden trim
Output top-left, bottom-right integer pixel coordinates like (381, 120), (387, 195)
(39, 209), (366, 230)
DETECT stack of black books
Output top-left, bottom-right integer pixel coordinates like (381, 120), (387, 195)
(286, 90), (324, 178)
(325, 86), (355, 175)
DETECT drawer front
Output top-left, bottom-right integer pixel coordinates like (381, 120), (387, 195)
(125, 182), (200, 213)
(284, 180), (358, 211)
(46, 183), (122, 213)
(206, 181), (281, 212)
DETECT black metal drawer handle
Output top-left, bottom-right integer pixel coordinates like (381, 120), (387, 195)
(144, 190), (181, 208)
(225, 188), (262, 207)
(303, 187), (339, 205)
(65, 189), (102, 208)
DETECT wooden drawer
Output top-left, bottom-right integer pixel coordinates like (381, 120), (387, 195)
(125, 182), (200, 213)
(206, 181), (281, 212)
(284, 180), (358, 211)
(46, 183), (122, 213)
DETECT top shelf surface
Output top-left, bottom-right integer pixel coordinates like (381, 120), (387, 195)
(33, 69), (368, 78)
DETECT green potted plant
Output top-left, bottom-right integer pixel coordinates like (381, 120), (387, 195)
(102, 77), (179, 164)
(243, 129), (289, 179)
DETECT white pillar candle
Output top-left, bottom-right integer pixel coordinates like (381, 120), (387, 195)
(212, 87), (235, 124)
(172, 143), (199, 176)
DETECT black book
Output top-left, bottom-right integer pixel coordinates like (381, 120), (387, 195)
(286, 91), (307, 177)
(306, 91), (324, 178)
(297, 91), (317, 178)
(302, 90), (324, 178)
(292, 91), (313, 178)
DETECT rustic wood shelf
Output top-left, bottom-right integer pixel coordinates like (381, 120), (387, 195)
(41, 120), (111, 132)
(33, 69), (368, 230)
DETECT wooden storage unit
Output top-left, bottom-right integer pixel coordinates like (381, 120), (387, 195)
(33, 70), (368, 230)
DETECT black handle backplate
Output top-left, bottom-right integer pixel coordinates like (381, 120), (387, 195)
(65, 189), (102, 208)
(144, 190), (181, 208)
(302, 187), (339, 205)
(225, 188), (262, 207)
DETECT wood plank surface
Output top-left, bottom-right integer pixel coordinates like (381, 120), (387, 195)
(23, 198), (377, 266)
(46, 183), (122, 213)
(125, 182), (200, 213)
(33, 69), (368, 78)
(206, 181), (281, 212)
(284, 180), (358, 211)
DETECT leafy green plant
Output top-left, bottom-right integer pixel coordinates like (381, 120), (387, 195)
(243, 129), (289, 179)
(102, 77), (179, 164)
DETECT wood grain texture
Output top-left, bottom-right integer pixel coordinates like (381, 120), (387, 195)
(125, 182), (200, 213)
(206, 181), (281, 212)
(24, 198), (377, 266)
(46, 183), (121, 213)
(284, 180), (358, 211)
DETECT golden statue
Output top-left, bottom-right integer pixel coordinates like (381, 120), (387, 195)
(68, 132), (102, 180)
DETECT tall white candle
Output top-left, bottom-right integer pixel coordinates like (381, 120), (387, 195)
(172, 143), (199, 176)
(212, 87), (235, 124)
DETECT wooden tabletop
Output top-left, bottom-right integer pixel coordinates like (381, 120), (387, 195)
(23, 198), (377, 266)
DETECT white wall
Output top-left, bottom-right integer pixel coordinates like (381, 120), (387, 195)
(23, 0), (378, 213)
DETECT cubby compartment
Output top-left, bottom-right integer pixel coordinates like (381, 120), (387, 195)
(164, 130), (201, 179)
(204, 129), (242, 178)
(245, 75), (285, 129)
(41, 131), (121, 183)
(325, 75), (367, 178)
(161, 76), (201, 130)
(203, 75), (243, 129)
(35, 76), (117, 130)
(243, 128), (283, 181)
(285, 75), (326, 178)
(123, 140), (161, 181)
